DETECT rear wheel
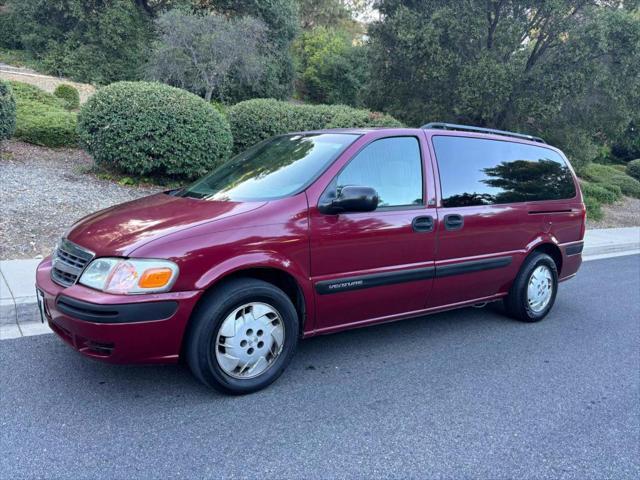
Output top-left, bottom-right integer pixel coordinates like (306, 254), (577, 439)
(185, 278), (299, 394)
(504, 252), (558, 322)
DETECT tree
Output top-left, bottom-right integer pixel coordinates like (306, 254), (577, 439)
(3, 0), (153, 84)
(147, 9), (267, 102)
(294, 26), (368, 105)
(298, 0), (353, 30)
(195, 0), (300, 101)
(366, 1), (640, 168)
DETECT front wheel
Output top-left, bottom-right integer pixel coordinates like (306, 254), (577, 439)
(504, 252), (558, 322)
(185, 278), (299, 394)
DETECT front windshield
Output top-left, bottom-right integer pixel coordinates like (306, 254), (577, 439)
(177, 133), (358, 201)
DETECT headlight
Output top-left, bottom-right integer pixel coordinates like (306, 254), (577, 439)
(79, 258), (179, 294)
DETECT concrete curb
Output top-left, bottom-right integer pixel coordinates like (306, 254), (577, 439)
(1, 227), (638, 339)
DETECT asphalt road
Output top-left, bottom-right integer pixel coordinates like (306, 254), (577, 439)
(1, 256), (639, 479)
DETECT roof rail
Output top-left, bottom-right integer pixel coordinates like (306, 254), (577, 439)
(422, 122), (545, 144)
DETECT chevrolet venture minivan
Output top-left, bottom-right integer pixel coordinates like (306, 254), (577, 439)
(36, 123), (586, 394)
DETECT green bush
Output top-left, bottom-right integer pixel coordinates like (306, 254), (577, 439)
(627, 159), (640, 181)
(599, 183), (623, 199)
(228, 98), (403, 152)
(5, 0), (152, 85)
(54, 84), (80, 110)
(77, 82), (233, 179)
(0, 80), (16, 140)
(611, 174), (640, 198)
(583, 195), (603, 221)
(14, 102), (77, 147)
(580, 181), (619, 205)
(581, 162), (640, 199)
(9, 81), (66, 108)
(9, 81), (77, 147)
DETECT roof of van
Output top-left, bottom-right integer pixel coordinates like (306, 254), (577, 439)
(294, 127), (547, 144)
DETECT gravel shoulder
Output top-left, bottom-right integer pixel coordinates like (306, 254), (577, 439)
(1, 140), (160, 259)
(586, 196), (640, 229)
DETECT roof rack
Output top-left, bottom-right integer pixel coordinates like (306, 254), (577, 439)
(422, 122), (545, 144)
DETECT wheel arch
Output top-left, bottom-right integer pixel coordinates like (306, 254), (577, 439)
(186, 264), (309, 346)
(529, 242), (563, 275)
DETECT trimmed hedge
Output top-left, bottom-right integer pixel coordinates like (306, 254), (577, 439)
(228, 98), (403, 153)
(627, 159), (640, 181)
(9, 81), (66, 108)
(10, 81), (77, 147)
(0, 80), (16, 140)
(77, 82), (232, 179)
(54, 84), (80, 110)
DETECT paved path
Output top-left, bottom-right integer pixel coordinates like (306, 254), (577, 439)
(0, 65), (95, 103)
(1, 256), (638, 479)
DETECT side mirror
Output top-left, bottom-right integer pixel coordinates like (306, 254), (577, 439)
(319, 185), (379, 214)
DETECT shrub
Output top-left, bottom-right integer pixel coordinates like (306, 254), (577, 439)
(627, 159), (640, 181)
(9, 81), (77, 147)
(611, 174), (640, 198)
(583, 195), (603, 221)
(581, 162), (640, 199)
(77, 82), (233, 179)
(0, 80), (16, 140)
(228, 98), (403, 152)
(9, 81), (66, 108)
(54, 84), (80, 110)
(599, 183), (623, 199)
(580, 181), (619, 205)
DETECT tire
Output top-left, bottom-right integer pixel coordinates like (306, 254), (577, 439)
(503, 252), (558, 322)
(185, 278), (299, 394)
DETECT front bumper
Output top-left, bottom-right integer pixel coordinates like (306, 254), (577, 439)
(36, 258), (202, 364)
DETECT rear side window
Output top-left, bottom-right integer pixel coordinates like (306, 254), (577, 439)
(336, 137), (423, 208)
(433, 136), (576, 208)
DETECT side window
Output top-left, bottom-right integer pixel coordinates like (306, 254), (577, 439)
(432, 136), (576, 208)
(335, 137), (423, 208)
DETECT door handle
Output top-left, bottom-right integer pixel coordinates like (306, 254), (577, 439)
(412, 215), (434, 232)
(444, 214), (464, 231)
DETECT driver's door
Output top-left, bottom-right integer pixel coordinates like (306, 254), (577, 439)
(308, 135), (437, 333)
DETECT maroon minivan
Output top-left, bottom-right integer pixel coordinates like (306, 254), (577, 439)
(36, 123), (585, 394)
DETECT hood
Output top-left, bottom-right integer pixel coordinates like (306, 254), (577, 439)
(66, 193), (265, 256)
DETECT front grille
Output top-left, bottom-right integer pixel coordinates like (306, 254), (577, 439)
(51, 239), (94, 287)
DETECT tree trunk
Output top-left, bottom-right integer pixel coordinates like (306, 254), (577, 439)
(204, 87), (213, 103)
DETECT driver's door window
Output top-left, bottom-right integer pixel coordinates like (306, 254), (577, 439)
(336, 136), (423, 208)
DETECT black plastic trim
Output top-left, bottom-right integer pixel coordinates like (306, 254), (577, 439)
(56, 296), (178, 323)
(315, 256), (513, 294)
(436, 256), (512, 278)
(565, 243), (584, 256)
(443, 214), (464, 231)
(316, 267), (435, 295)
(412, 215), (434, 232)
(528, 209), (574, 215)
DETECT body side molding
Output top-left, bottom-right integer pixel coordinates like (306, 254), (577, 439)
(315, 256), (513, 294)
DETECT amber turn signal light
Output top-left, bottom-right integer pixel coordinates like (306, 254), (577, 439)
(138, 268), (173, 289)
